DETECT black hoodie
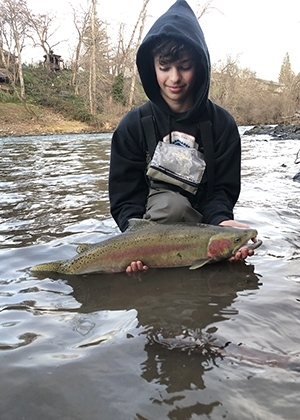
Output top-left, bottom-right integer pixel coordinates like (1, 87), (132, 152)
(109, 0), (241, 232)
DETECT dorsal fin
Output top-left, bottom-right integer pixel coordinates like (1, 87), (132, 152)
(127, 218), (157, 232)
(76, 244), (91, 254)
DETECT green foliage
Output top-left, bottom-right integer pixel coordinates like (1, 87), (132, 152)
(112, 73), (125, 104)
(38, 93), (93, 122)
(21, 65), (93, 122)
(0, 89), (19, 103)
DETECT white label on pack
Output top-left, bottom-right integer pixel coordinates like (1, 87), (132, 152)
(162, 131), (198, 150)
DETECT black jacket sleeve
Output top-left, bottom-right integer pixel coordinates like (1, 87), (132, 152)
(109, 108), (149, 232)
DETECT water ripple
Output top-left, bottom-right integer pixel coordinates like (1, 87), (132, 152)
(0, 132), (300, 419)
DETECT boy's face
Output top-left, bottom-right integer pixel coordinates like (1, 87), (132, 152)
(154, 51), (196, 113)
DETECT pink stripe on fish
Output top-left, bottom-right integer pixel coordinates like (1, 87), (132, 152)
(207, 238), (232, 258)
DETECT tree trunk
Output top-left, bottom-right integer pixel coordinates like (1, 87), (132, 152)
(1, 0), (38, 119)
(71, 5), (89, 95)
(128, 0), (150, 107)
(89, 0), (97, 116)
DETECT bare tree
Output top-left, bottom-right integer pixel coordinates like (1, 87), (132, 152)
(110, 23), (125, 77)
(25, 10), (65, 71)
(74, 0), (111, 116)
(210, 55), (284, 125)
(119, 0), (150, 76)
(109, 0), (150, 107)
(196, 0), (220, 20)
(128, 0), (149, 107)
(89, 0), (97, 116)
(0, 0), (37, 117)
(70, 3), (90, 93)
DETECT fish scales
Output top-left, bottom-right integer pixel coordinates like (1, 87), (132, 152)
(61, 232), (203, 273)
(31, 219), (261, 275)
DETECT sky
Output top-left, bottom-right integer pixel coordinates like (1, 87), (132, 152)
(24, 0), (300, 82)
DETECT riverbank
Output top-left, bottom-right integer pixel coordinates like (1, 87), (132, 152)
(2, 102), (300, 139)
(0, 103), (113, 137)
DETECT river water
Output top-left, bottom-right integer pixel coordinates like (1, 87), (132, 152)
(0, 130), (299, 420)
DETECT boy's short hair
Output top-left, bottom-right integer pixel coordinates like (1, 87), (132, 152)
(152, 37), (197, 65)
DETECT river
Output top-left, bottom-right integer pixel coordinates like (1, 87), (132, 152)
(0, 130), (299, 420)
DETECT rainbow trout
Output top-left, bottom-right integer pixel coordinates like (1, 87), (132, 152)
(30, 219), (262, 275)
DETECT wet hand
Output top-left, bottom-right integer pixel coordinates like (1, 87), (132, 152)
(219, 220), (251, 229)
(126, 260), (149, 274)
(228, 237), (257, 262)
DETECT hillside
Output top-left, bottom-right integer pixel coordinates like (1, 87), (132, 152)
(0, 103), (106, 137)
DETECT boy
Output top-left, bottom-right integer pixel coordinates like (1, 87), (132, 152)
(109, 0), (257, 273)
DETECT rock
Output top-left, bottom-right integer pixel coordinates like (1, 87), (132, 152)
(243, 125), (275, 136)
(293, 171), (300, 182)
(244, 124), (300, 140)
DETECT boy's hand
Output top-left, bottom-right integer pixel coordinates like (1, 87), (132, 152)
(126, 260), (148, 274)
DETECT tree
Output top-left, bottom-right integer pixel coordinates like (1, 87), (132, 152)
(278, 53), (295, 85)
(25, 11), (65, 72)
(70, 3), (90, 94)
(210, 56), (281, 125)
(78, 0), (110, 115)
(278, 53), (297, 118)
(112, 73), (125, 103)
(196, 0), (220, 19)
(68, 0), (111, 117)
(120, 0), (149, 75)
(109, 0), (150, 108)
(89, 0), (97, 115)
(128, 0), (150, 108)
(0, 0), (37, 117)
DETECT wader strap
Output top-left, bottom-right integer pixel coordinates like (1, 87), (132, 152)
(141, 102), (157, 157)
(199, 118), (214, 201)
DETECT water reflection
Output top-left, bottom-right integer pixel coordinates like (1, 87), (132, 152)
(67, 262), (259, 326)
(1, 261), (261, 419)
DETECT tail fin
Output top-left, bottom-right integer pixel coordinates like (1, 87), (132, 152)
(30, 261), (64, 273)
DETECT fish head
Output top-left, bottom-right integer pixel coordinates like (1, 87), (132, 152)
(207, 228), (258, 260)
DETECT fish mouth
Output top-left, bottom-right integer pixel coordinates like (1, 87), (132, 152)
(232, 229), (259, 255)
(236, 239), (263, 254)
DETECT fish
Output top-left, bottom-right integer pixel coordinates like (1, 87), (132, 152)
(30, 219), (262, 275)
(149, 329), (300, 372)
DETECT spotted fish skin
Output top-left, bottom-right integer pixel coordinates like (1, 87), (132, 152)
(30, 219), (260, 275)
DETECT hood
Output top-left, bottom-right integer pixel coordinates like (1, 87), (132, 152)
(136, 0), (211, 121)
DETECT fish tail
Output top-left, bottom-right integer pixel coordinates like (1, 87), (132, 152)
(30, 261), (64, 273)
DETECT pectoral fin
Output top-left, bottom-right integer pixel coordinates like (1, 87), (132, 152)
(189, 259), (212, 270)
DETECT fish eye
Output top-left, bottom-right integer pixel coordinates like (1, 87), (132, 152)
(234, 237), (242, 243)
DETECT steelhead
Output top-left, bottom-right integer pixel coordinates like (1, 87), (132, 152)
(30, 219), (261, 275)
